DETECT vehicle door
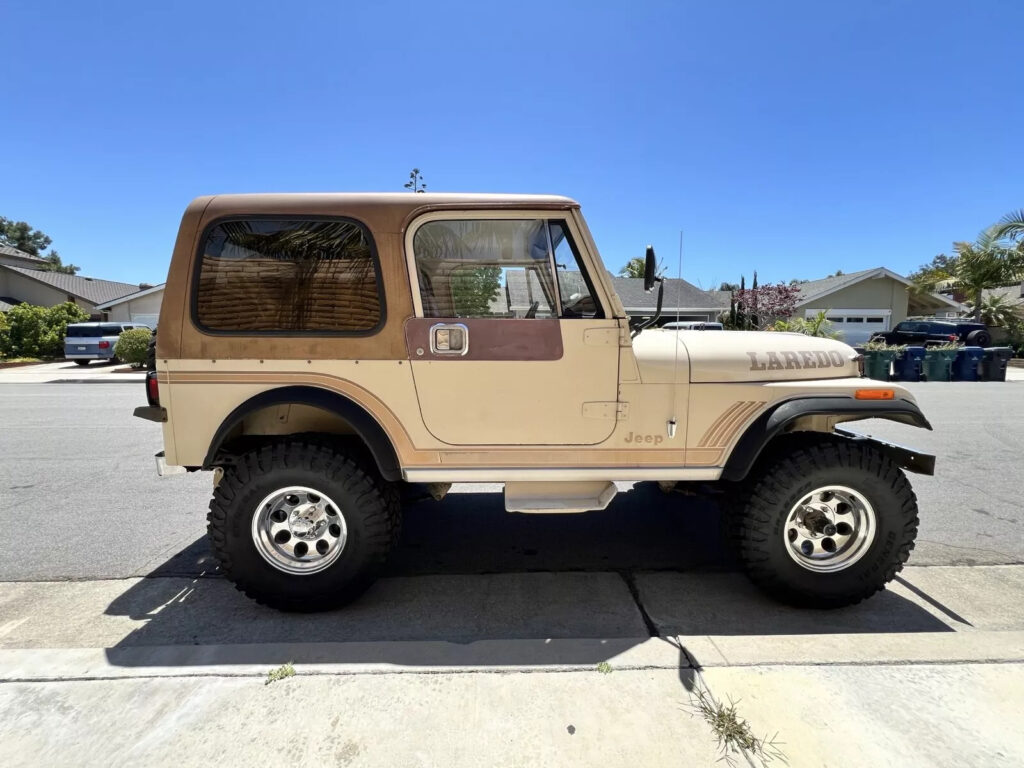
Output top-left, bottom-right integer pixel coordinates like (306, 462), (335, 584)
(895, 322), (929, 345)
(405, 214), (621, 446)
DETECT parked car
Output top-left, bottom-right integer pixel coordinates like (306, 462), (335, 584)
(662, 321), (724, 330)
(869, 318), (991, 347)
(63, 322), (147, 365)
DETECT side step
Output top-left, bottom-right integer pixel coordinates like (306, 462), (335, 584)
(504, 481), (617, 514)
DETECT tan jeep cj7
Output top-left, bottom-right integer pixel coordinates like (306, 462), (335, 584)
(137, 193), (934, 611)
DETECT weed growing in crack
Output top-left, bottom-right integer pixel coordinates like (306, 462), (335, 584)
(265, 662), (296, 685)
(688, 686), (786, 766)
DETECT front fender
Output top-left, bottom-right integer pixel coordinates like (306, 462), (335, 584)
(721, 396), (933, 481)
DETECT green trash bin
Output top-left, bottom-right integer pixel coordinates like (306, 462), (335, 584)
(863, 350), (898, 381)
(923, 348), (958, 382)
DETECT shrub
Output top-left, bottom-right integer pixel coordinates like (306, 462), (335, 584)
(41, 302), (90, 357)
(0, 311), (9, 357)
(0, 301), (90, 358)
(769, 310), (840, 339)
(114, 328), (152, 367)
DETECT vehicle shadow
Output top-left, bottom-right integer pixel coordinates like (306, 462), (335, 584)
(103, 483), (953, 675)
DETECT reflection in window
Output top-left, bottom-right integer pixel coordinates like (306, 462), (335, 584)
(414, 219), (558, 318)
(413, 218), (602, 319)
(551, 221), (600, 318)
(195, 219), (382, 333)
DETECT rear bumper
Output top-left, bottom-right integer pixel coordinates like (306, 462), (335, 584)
(134, 405), (166, 422)
(64, 353), (114, 360)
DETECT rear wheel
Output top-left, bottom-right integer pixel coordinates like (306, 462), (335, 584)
(73, 359), (90, 366)
(732, 436), (918, 607)
(207, 441), (401, 611)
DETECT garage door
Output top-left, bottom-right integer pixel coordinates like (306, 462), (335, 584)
(130, 314), (160, 329)
(807, 310), (889, 344)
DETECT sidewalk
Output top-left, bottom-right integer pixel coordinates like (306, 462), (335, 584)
(0, 360), (145, 383)
(1, 566), (1022, 767)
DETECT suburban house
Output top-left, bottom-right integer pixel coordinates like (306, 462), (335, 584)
(795, 267), (963, 344)
(95, 283), (166, 328)
(610, 277), (729, 323)
(0, 244), (158, 324)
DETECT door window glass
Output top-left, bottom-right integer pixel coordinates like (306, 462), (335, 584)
(414, 219), (559, 318)
(550, 221), (602, 318)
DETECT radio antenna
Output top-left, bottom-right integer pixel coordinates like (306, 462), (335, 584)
(668, 230), (684, 439)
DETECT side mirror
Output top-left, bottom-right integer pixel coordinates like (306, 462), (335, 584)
(643, 245), (657, 291)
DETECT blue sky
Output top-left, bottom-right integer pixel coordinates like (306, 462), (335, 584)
(3, 0), (1022, 289)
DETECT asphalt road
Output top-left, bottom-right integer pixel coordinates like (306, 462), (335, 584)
(0, 380), (1021, 582)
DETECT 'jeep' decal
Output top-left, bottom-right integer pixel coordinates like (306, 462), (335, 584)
(747, 350), (845, 371)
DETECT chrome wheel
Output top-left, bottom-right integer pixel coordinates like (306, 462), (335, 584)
(784, 485), (876, 573)
(251, 486), (348, 575)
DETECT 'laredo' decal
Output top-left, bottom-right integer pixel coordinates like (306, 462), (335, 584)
(747, 350), (846, 371)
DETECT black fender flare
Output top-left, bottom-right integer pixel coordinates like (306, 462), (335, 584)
(720, 396), (933, 482)
(202, 385), (401, 481)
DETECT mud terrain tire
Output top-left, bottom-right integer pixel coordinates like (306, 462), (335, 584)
(734, 436), (918, 608)
(208, 441), (400, 611)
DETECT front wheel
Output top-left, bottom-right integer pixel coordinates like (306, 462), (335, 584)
(207, 442), (401, 611)
(732, 437), (918, 608)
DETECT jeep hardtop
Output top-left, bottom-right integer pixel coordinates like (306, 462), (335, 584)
(137, 193), (934, 611)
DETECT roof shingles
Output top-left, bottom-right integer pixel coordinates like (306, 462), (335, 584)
(3, 265), (141, 305)
(0, 244), (44, 262)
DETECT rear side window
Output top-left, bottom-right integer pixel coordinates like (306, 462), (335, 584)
(193, 218), (384, 334)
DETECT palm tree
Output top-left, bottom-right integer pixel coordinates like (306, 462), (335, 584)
(915, 228), (1024, 320)
(619, 257), (646, 278)
(993, 209), (1024, 244)
(972, 293), (1021, 328)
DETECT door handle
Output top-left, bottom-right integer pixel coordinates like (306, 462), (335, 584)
(430, 323), (469, 355)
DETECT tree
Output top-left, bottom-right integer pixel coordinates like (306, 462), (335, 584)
(0, 217), (52, 256)
(404, 168), (427, 193)
(38, 250), (80, 275)
(913, 228), (1024, 320)
(908, 252), (958, 286)
(718, 281), (740, 291)
(0, 217), (80, 273)
(450, 266), (502, 316)
(619, 257), (646, 278)
(733, 282), (801, 330)
(972, 293), (1021, 327)
(993, 209), (1024, 244)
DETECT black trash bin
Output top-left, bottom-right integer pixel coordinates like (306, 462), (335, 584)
(952, 346), (984, 381)
(980, 347), (1013, 382)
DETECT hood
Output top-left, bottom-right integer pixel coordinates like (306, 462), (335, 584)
(633, 329), (861, 383)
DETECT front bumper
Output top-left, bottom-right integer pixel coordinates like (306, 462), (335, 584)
(835, 428), (936, 475)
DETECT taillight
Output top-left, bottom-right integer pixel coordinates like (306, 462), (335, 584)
(98, 340), (111, 349)
(146, 371), (160, 406)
